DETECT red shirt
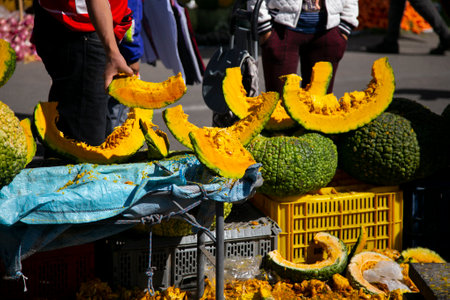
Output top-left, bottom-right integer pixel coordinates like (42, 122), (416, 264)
(38, 0), (132, 40)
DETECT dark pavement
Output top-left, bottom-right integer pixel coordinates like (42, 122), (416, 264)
(1, 30), (449, 154)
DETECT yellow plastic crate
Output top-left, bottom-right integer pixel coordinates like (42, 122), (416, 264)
(250, 185), (403, 263)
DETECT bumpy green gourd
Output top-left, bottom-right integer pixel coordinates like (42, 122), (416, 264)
(1, 101), (27, 187)
(246, 133), (337, 196)
(338, 112), (420, 185)
(386, 97), (448, 178)
(339, 98), (447, 185)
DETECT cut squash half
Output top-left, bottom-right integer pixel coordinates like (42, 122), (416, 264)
(34, 102), (153, 164)
(189, 127), (256, 179)
(108, 73), (186, 109)
(282, 57), (395, 134)
(223, 62), (333, 131)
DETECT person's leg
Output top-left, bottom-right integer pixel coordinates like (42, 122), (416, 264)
(76, 32), (110, 145)
(300, 27), (347, 93)
(410, 0), (450, 39)
(367, 0), (407, 53)
(409, 0), (450, 54)
(385, 0), (409, 43)
(34, 14), (110, 146)
(261, 24), (302, 95)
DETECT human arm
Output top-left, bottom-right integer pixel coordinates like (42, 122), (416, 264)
(339, 0), (359, 39)
(85, 0), (134, 90)
(247, 0), (273, 44)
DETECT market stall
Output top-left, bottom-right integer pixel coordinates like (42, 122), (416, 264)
(0, 154), (262, 300)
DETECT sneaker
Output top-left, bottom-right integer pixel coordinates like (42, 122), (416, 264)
(429, 38), (450, 55)
(366, 41), (399, 54)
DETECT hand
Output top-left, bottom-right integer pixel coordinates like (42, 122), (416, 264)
(129, 61), (140, 75)
(85, 0), (134, 90)
(104, 51), (134, 90)
(259, 31), (272, 45)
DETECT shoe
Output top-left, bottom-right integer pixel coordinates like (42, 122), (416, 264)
(366, 41), (399, 54)
(429, 39), (450, 55)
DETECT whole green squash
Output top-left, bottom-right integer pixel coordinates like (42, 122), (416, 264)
(0, 101), (27, 187)
(338, 98), (447, 186)
(246, 133), (337, 196)
(385, 97), (448, 179)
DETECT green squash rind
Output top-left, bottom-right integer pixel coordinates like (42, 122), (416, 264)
(264, 232), (348, 281)
(223, 62), (333, 132)
(0, 101), (27, 187)
(139, 119), (170, 159)
(228, 91), (280, 145)
(33, 102), (148, 164)
(189, 128), (256, 179)
(0, 39), (16, 88)
(338, 111), (428, 185)
(346, 251), (393, 295)
(108, 73), (186, 109)
(282, 57), (395, 134)
(163, 105), (198, 150)
(247, 134), (338, 196)
(20, 118), (37, 165)
(386, 97), (449, 179)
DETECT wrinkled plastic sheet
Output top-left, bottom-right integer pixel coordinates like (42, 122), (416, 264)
(0, 154), (262, 278)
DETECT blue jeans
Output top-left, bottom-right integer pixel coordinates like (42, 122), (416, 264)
(33, 2), (110, 146)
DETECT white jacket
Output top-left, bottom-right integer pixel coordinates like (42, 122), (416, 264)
(248, 0), (359, 35)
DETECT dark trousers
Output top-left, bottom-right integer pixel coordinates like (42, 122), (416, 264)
(33, 2), (110, 146)
(261, 24), (347, 95)
(386, 0), (450, 43)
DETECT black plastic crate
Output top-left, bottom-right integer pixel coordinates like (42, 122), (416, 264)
(401, 175), (450, 261)
(107, 216), (279, 290)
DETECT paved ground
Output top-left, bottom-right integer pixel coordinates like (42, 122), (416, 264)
(1, 30), (449, 155)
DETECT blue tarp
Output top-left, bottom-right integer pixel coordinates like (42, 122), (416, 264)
(0, 154), (262, 278)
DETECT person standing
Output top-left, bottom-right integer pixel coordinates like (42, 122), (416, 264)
(366, 0), (450, 55)
(31, 0), (134, 146)
(107, 0), (144, 134)
(248, 0), (359, 95)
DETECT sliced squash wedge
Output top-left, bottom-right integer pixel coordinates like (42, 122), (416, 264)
(264, 232), (348, 281)
(223, 62), (333, 131)
(164, 91), (278, 150)
(108, 73), (186, 109)
(189, 127), (256, 179)
(33, 102), (153, 164)
(20, 118), (37, 165)
(282, 57), (395, 134)
(139, 120), (170, 159)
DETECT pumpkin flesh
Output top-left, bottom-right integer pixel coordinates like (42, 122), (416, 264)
(265, 232), (348, 281)
(164, 91), (278, 150)
(189, 127), (256, 179)
(108, 73), (186, 109)
(163, 105), (199, 150)
(346, 251), (393, 295)
(0, 38), (16, 88)
(139, 120), (170, 159)
(20, 118), (36, 165)
(228, 91), (279, 145)
(34, 102), (153, 164)
(282, 57), (395, 134)
(223, 63), (333, 131)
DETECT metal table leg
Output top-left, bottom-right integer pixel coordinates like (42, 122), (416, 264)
(215, 201), (224, 300)
(197, 230), (206, 299)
